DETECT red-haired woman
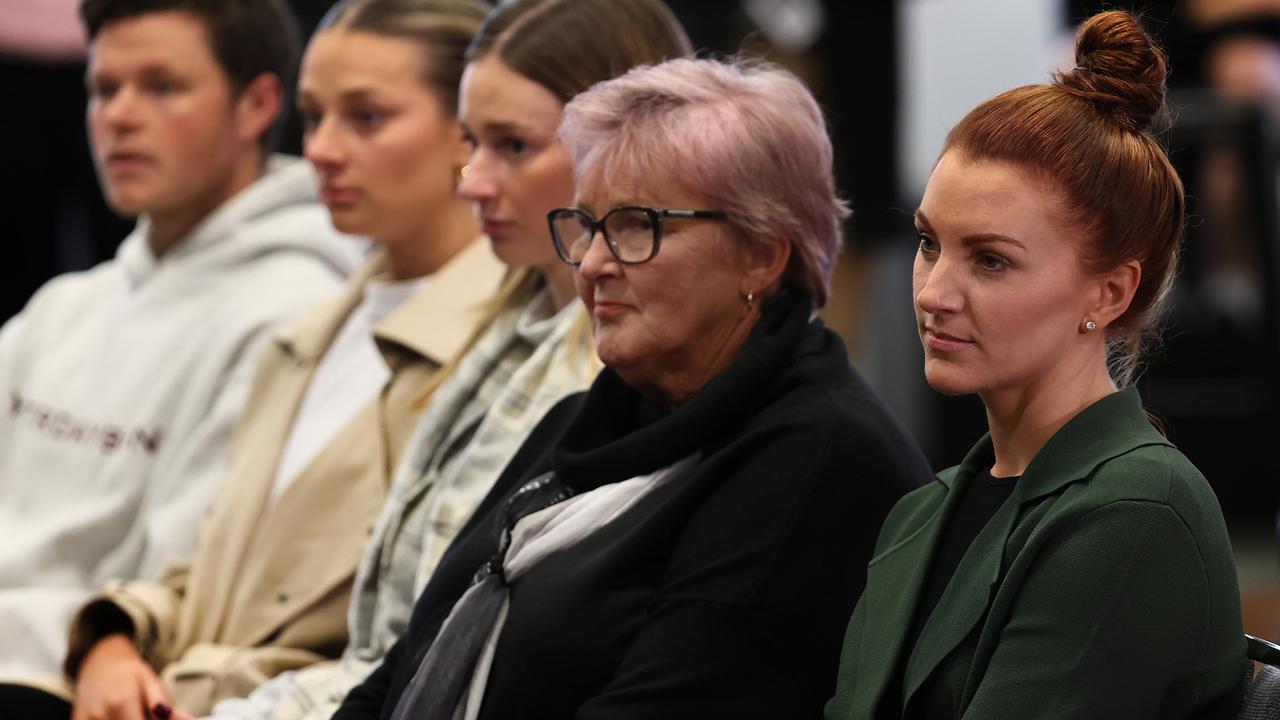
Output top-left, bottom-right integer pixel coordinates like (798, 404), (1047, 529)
(825, 10), (1244, 720)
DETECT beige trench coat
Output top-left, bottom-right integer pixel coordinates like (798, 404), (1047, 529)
(63, 239), (504, 714)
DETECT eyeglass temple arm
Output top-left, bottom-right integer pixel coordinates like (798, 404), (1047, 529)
(658, 209), (727, 219)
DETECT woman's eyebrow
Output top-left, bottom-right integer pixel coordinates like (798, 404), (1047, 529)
(914, 211), (1026, 250)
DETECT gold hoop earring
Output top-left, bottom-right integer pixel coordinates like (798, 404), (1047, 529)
(455, 164), (471, 190)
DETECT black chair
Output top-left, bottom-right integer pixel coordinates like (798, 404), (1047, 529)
(1240, 635), (1280, 719)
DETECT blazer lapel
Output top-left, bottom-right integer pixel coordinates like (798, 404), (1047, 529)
(374, 236), (504, 365)
(903, 468), (1016, 706)
(857, 472), (961, 714)
(191, 257), (382, 641)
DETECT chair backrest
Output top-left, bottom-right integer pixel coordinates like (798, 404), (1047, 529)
(1251, 636), (1280, 667)
(1239, 635), (1280, 720)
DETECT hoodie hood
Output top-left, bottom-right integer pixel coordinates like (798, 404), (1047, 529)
(116, 154), (368, 288)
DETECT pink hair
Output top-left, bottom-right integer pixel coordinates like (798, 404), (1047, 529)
(558, 57), (848, 307)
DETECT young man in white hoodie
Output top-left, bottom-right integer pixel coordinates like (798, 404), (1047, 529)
(0, 0), (362, 702)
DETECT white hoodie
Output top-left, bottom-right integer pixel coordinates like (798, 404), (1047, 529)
(0, 155), (364, 682)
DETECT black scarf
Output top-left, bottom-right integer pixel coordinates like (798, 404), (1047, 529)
(552, 290), (812, 489)
(389, 290), (814, 720)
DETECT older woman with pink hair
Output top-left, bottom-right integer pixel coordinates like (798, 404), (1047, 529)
(331, 57), (931, 720)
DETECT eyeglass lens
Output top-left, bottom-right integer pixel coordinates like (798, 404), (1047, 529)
(553, 208), (655, 263)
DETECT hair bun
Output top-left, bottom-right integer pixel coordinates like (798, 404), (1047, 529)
(1055, 10), (1168, 132)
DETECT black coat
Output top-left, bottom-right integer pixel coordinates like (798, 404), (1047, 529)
(334, 293), (932, 719)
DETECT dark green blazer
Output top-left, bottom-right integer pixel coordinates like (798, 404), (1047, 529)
(825, 387), (1245, 719)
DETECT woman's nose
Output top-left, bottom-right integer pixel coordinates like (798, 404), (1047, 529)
(303, 116), (344, 170)
(914, 257), (963, 316)
(576, 229), (620, 281)
(458, 149), (498, 203)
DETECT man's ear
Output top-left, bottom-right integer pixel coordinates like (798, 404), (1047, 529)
(235, 72), (284, 148)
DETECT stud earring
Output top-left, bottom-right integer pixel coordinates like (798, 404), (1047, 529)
(455, 164), (471, 190)
(1083, 320), (1097, 332)
(743, 290), (755, 312)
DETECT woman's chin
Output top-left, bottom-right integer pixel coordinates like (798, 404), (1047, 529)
(597, 334), (652, 376)
(486, 233), (552, 270)
(923, 364), (977, 397)
(594, 340), (629, 371)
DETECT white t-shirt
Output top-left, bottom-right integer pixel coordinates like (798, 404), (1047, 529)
(270, 274), (428, 502)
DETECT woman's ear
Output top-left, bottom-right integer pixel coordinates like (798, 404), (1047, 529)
(1091, 259), (1142, 329)
(740, 231), (792, 297)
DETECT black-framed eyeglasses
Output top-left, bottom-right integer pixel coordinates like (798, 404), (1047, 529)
(547, 205), (727, 266)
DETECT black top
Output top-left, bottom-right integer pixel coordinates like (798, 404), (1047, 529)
(916, 466), (1018, 626)
(333, 292), (932, 720)
(880, 466), (1019, 720)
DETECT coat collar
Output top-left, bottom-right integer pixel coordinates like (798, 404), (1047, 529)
(374, 237), (504, 363)
(275, 252), (386, 364)
(274, 237), (504, 367)
(901, 475), (1018, 705)
(864, 386), (1173, 714)
(939, 386), (1173, 503)
(856, 479), (952, 715)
